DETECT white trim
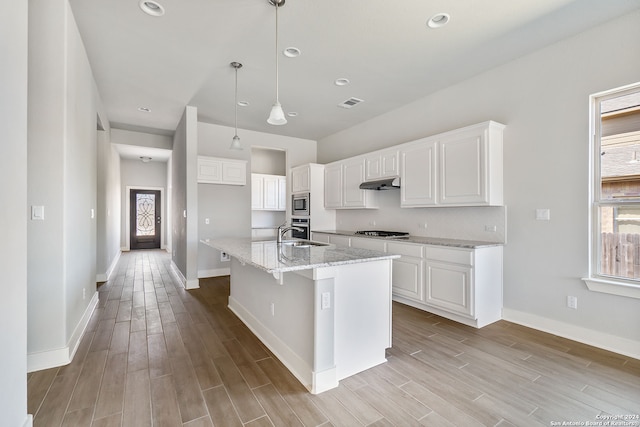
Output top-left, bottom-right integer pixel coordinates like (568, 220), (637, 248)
(125, 186), (165, 251)
(502, 307), (640, 360)
(96, 250), (121, 282)
(170, 260), (200, 290)
(22, 414), (33, 427)
(198, 268), (230, 278)
(27, 291), (99, 372)
(582, 277), (640, 299)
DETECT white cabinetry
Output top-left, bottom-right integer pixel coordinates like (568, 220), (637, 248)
(324, 158), (377, 209)
(291, 164), (310, 193)
(401, 121), (504, 207)
(400, 140), (437, 206)
(387, 242), (425, 302)
(365, 149), (399, 181)
(198, 156), (247, 185)
(251, 173), (286, 211)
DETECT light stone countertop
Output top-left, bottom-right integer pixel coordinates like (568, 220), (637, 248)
(201, 237), (399, 274)
(312, 230), (504, 249)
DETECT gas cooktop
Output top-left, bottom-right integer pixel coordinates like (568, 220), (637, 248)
(355, 230), (410, 238)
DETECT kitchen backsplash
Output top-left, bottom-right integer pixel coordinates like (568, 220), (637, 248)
(334, 190), (506, 243)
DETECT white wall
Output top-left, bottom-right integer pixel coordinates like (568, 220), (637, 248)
(27, 0), (102, 370)
(318, 11), (640, 355)
(0, 0), (30, 424)
(120, 159), (168, 249)
(111, 127), (173, 150)
(197, 122), (317, 278)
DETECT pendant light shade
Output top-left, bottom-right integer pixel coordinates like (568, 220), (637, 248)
(267, 0), (287, 125)
(230, 61), (243, 150)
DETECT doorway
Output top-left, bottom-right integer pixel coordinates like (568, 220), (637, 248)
(130, 189), (161, 250)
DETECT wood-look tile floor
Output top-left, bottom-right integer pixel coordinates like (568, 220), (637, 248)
(28, 250), (640, 427)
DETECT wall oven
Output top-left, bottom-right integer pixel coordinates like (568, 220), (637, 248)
(291, 192), (310, 216)
(291, 217), (310, 240)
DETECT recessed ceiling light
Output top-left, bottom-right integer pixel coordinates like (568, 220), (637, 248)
(287, 112), (298, 117)
(139, 0), (165, 17)
(139, 156), (152, 163)
(335, 78), (350, 86)
(427, 12), (450, 29)
(283, 47), (301, 58)
(138, 107), (151, 112)
(237, 101), (249, 107)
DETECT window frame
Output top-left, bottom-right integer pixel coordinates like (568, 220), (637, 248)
(584, 81), (640, 299)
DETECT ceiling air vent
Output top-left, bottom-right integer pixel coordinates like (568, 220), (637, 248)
(338, 97), (364, 109)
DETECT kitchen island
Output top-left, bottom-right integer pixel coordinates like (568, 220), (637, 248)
(200, 237), (399, 394)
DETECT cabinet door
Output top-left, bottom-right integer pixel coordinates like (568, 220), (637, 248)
(222, 160), (246, 185)
(438, 129), (487, 205)
(263, 176), (279, 210)
(251, 174), (264, 209)
(291, 166), (310, 193)
(400, 140), (437, 206)
(425, 261), (473, 317)
(365, 155), (382, 181)
(392, 256), (424, 301)
(324, 163), (343, 208)
(197, 157), (222, 183)
(381, 150), (399, 178)
(278, 177), (287, 211)
(343, 158), (367, 207)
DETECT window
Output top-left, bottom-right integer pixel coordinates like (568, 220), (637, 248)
(585, 82), (640, 298)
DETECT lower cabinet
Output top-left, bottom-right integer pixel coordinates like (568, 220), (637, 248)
(311, 233), (503, 328)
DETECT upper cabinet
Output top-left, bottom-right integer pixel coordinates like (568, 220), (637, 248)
(365, 149), (399, 181)
(197, 156), (247, 186)
(291, 164), (310, 193)
(324, 157), (378, 209)
(401, 121), (504, 207)
(252, 173), (286, 211)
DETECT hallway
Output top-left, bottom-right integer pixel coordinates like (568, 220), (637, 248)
(27, 250), (640, 426)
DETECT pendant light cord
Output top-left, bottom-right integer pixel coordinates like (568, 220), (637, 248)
(234, 66), (238, 136)
(275, 2), (279, 103)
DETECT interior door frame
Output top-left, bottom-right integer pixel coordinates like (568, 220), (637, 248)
(125, 185), (165, 251)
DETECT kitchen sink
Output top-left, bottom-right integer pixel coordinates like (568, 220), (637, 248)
(280, 240), (329, 248)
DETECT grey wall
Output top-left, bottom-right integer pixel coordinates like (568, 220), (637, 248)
(251, 147), (286, 175)
(318, 11), (640, 353)
(96, 129), (121, 281)
(197, 122), (317, 277)
(120, 159), (168, 249)
(27, 0), (101, 365)
(171, 106), (199, 287)
(0, 0), (29, 423)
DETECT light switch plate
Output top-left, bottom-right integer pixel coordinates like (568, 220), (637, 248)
(31, 205), (45, 220)
(536, 209), (551, 221)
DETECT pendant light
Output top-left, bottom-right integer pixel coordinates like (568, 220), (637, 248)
(230, 61), (243, 150)
(267, 0), (287, 125)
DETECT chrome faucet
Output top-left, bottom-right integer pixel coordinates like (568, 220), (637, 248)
(277, 222), (304, 244)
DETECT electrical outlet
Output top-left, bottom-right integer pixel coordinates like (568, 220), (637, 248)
(205, 218), (210, 225)
(220, 252), (230, 262)
(82, 288), (86, 300)
(369, 220), (376, 226)
(567, 295), (578, 309)
(321, 292), (331, 310)
(270, 302), (275, 316)
(485, 225), (497, 232)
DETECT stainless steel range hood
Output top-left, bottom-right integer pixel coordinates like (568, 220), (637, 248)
(359, 177), (400, 190)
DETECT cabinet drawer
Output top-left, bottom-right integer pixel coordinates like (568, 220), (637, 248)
(387, 242), (424, 258)
(425, 246), (472, 265)
(329, 235), (351, 247)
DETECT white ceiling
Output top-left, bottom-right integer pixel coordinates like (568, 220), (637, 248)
(69, 0), (640, 142)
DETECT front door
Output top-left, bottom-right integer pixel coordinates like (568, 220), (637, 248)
(130, 189), (161, 250)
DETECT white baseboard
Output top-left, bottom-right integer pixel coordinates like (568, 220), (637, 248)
(502, 308), (640, 360)
(23, 414), (33, 427)
(27, 291), (99, 372)
(198, 268), (230, 278)
(96, 250), (121, 282)
(170, 260), (200, 290)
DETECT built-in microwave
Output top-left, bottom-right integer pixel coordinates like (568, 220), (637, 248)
(291, 193), (310, 216)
